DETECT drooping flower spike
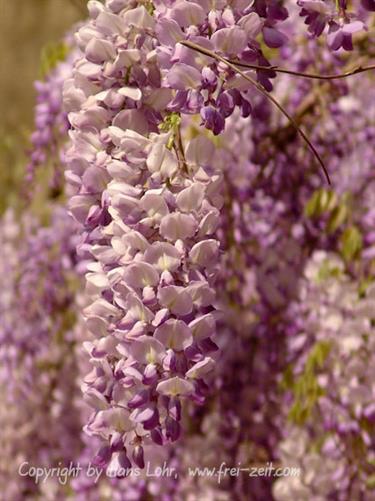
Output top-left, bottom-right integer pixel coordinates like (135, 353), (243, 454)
(65, 0), (224, 469)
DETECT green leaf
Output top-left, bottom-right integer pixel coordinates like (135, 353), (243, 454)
(340, 225), (363, 262)
(40, 41), (69, 79)
(359, 278), (373, 298)
(317, 259), (342, 282)
(324, 190), (338, 212)
(287, 341), (331, 425)
(280, 364), (294, 390)
(144, 0), (155, 14)
(305, 189), (337, 218)
(327, 203), (348, 233)
(366, 475), (375, 490)
(309, 340), (331, 369)
(304, 190), (320, 218)
(289, 401), (309, 426)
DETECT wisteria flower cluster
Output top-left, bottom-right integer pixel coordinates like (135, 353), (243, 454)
(0, 207), (82, 499)
(26, 43), (80, 190)
(65, 0), (225, 470)
(297, 0), (373, 50)
(274, 252), (375, 500)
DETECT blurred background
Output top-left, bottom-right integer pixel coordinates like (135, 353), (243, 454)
(0, 0), (87, 212)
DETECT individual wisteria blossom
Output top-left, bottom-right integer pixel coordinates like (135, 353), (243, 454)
(297, 0), (371, 50)
(65, 0), (222, 469)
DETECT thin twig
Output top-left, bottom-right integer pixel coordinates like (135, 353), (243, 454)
(173, 130), (188, 174)
(180, 40), (331, 184)
(228, 60), (375, 81)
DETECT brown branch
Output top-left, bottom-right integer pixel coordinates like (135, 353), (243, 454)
(228, 60), (375, 81)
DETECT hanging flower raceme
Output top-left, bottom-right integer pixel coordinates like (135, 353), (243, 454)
(26, 42), (80, 190)
(0, 207), (83, 500)
(273, 251), (375, 500)
(65, 0), (222, 469)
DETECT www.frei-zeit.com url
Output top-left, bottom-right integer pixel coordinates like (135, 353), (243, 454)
(187, 462), (301, 484)
(18, 461), (300, 485)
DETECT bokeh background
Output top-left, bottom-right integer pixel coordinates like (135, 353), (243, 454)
(0, 0), (87, 212)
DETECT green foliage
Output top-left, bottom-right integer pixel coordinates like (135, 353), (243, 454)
(143, 0), (155, 14)
(316, 258), (342, 282)
(305, 189), (352, 234)
(40, 41), (69, 78)
(340, 225), (363, 262)
(304, 188), (337, 218)
(327, 203), (349, 233)
(159, 112), (182, 149)
(359, 278), (373, 298)
(284, 341), (332, 425)
(159, 112), (181, 132)
(306, 340), (331, 370)
(305, 189), (364, 263)
(0, 132), (27, 215)
(366, 475), (375, 490)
